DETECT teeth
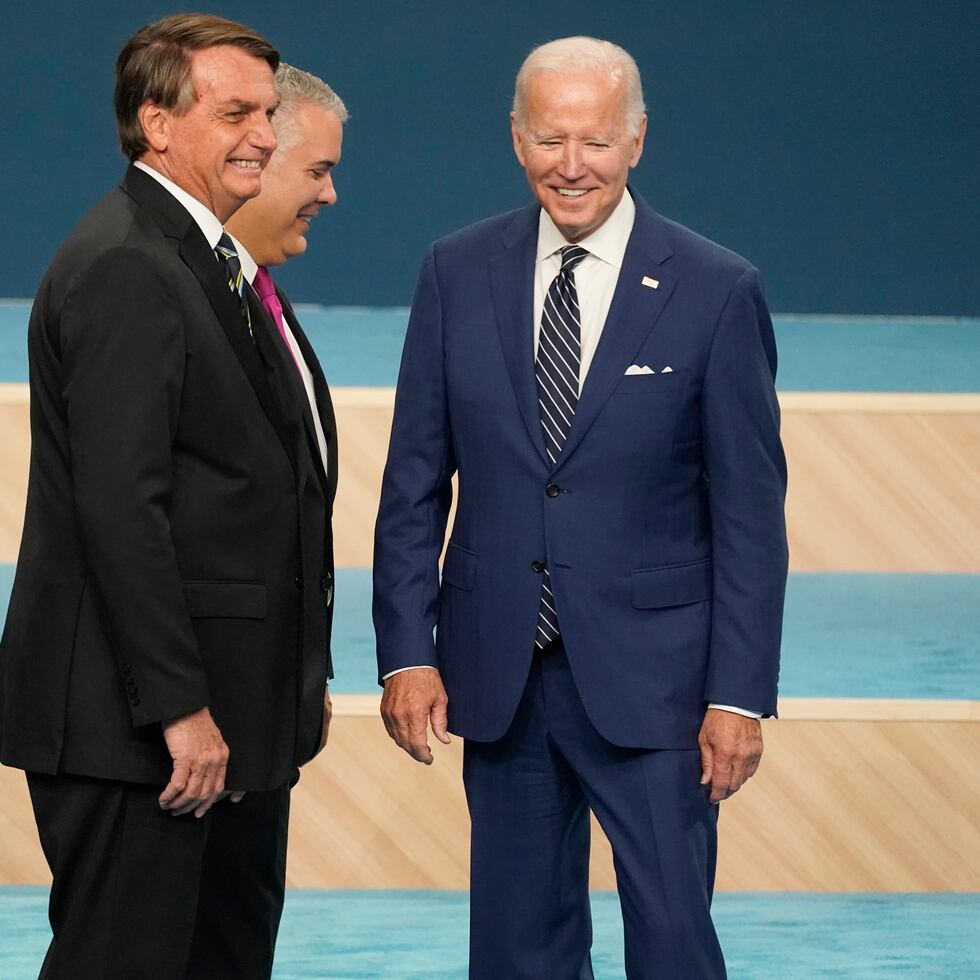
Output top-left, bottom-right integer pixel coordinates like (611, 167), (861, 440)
(230, 160), (261, 169)
(557, 188), (587, 197)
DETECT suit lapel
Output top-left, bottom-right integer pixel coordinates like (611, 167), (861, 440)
(279, 293), (337, 504)
(488, 206), (549, 466)
(120, 167), (300, 478)
(557, 197), (677, 466)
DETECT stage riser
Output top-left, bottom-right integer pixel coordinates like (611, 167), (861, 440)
(1, 715), (977, 892)
(2, 397), (976, 571)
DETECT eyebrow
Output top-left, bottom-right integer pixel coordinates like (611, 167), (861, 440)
(217, 99), (264, 113)
(310, 159), (337, 169)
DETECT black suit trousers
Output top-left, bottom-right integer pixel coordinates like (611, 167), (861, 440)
(27, 771), (290, 979)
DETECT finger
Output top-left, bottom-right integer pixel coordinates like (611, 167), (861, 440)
(709, 764), (733, 804)
(230, 791), (246, 803)
(192, 756), (229, 817)
(699, 744), (713, 786)
(430, 699), (451, 745)
(169, 768), (205, 813)
(194, 794), (220, 819)
(405, 717), (433, 764)
(159, 765), (190, 808)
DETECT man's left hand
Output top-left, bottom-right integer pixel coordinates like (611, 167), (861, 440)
(698, 708), (763, 804)
(317, 687), (333, 754)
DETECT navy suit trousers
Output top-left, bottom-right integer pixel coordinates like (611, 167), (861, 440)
(463, 643), (726, 980)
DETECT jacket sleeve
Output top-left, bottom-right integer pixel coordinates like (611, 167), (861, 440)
(700, 266), (788, 716)
(372, 246), (456, 681)
(60, 246), (210, 726)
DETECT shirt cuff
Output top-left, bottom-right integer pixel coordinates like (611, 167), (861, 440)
(708, 703), (763, 719)
(382, 665), (439, 682)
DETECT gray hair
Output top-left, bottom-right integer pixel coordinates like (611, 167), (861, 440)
(273, 62), (348, 150)
(513, 36), (645, 139)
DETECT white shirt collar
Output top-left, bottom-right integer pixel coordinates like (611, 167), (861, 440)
(229, 235), (258, 286)
(133, 161), (225, 251)
(535, 189), (636, 269)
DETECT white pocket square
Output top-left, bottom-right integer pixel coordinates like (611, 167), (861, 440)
(625, 364), (656, 376)
(661, 365), (674, 373)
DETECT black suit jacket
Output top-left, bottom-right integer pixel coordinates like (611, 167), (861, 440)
(0, 166), (337, 791)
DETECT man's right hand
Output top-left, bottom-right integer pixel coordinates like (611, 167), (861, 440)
(159, 707), (230, 818)
(380, 668), (450, 765)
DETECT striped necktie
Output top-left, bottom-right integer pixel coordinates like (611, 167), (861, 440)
(534, 244), (589, 649)
(214, 232), (252, 338)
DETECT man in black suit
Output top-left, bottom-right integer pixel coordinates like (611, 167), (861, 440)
(0, 14), (336, 978)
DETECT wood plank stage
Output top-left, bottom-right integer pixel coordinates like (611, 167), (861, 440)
(0, 384), (977, 892)
(1, 701), (978, 892)
(2, 387), (979, 571)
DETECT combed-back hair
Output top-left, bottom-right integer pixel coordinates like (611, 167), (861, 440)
(272, 63), (348, 151)
(513, 36), (645, 138)
(115, 12), (279, 160)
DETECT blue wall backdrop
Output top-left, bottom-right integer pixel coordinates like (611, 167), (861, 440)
(5, 1), (978, 314)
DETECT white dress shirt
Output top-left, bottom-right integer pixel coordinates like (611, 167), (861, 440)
(386, 191), (760, 719)
(133, 162), (329, 477)
(533, 189), (635, 384)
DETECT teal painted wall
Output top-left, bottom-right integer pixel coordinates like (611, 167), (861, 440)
(5, 1), (978, 313)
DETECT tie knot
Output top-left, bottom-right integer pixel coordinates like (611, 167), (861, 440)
(253, 266), (276, 302)
(559, 245), (589, 273)
(215, 232), (239, 263)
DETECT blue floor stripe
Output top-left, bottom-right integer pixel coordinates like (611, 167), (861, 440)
(2, 305), (978, 391)
(779, 573), (980, 699)
(0, 887), (977, 978)
(328, 570), (980, 699)
(1, 567), (977, 700)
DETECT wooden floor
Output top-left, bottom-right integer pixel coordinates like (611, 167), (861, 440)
(0, 384), (977, 891)
(1, 698), (978, 892)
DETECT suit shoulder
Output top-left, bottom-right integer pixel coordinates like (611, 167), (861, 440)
(655, 212), (758, 282)
(431, 206), (533, 259)
(36, 186), (177, 310)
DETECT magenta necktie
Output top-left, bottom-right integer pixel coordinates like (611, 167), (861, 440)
(253, 266), (302, 376)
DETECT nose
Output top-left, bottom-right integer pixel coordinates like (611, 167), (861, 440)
(252, 113), (277, 156)
(558, 141), (585, 180)
(317, 174), (337, 207)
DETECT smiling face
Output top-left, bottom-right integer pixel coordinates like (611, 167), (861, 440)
(226, 102), (343, 267)
(512, 70), (646, 242)
(138, 44), (278, 222)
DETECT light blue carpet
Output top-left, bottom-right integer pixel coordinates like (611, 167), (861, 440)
(0, 887), (976, 978)
(1, 305), (978, 391)
(1, 567), (977, 700)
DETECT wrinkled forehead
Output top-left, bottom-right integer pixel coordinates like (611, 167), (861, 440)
(187, 45), (276, 102)
(523, 69), (630, 125)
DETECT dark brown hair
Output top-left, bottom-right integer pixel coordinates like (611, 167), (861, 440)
(114, 12), (279, 160)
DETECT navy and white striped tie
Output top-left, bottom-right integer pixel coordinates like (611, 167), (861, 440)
(534, 244), (588, 649)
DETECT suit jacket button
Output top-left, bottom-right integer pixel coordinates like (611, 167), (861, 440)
(531, 560), (546, 573)
(294, 576), (304, 591)
(320, 575), (332, 591)
(545, 484), (560, 498)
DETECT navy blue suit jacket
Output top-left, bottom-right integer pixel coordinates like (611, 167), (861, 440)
(374, 191), (787, 749)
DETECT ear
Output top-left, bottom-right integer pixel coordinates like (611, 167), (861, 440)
(139, 102), (170, 153)
(510, 112), (527, 168)
(629, 114), (648, 169)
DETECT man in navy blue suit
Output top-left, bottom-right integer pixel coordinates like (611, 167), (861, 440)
(374, 36), (787, 979)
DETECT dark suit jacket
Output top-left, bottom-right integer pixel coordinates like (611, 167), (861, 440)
(374, 191), (787, 748)
(0, 166), (337, 791)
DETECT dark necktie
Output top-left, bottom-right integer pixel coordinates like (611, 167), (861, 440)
(535, 244), (589, 649)
(214, 232), (252, 338)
